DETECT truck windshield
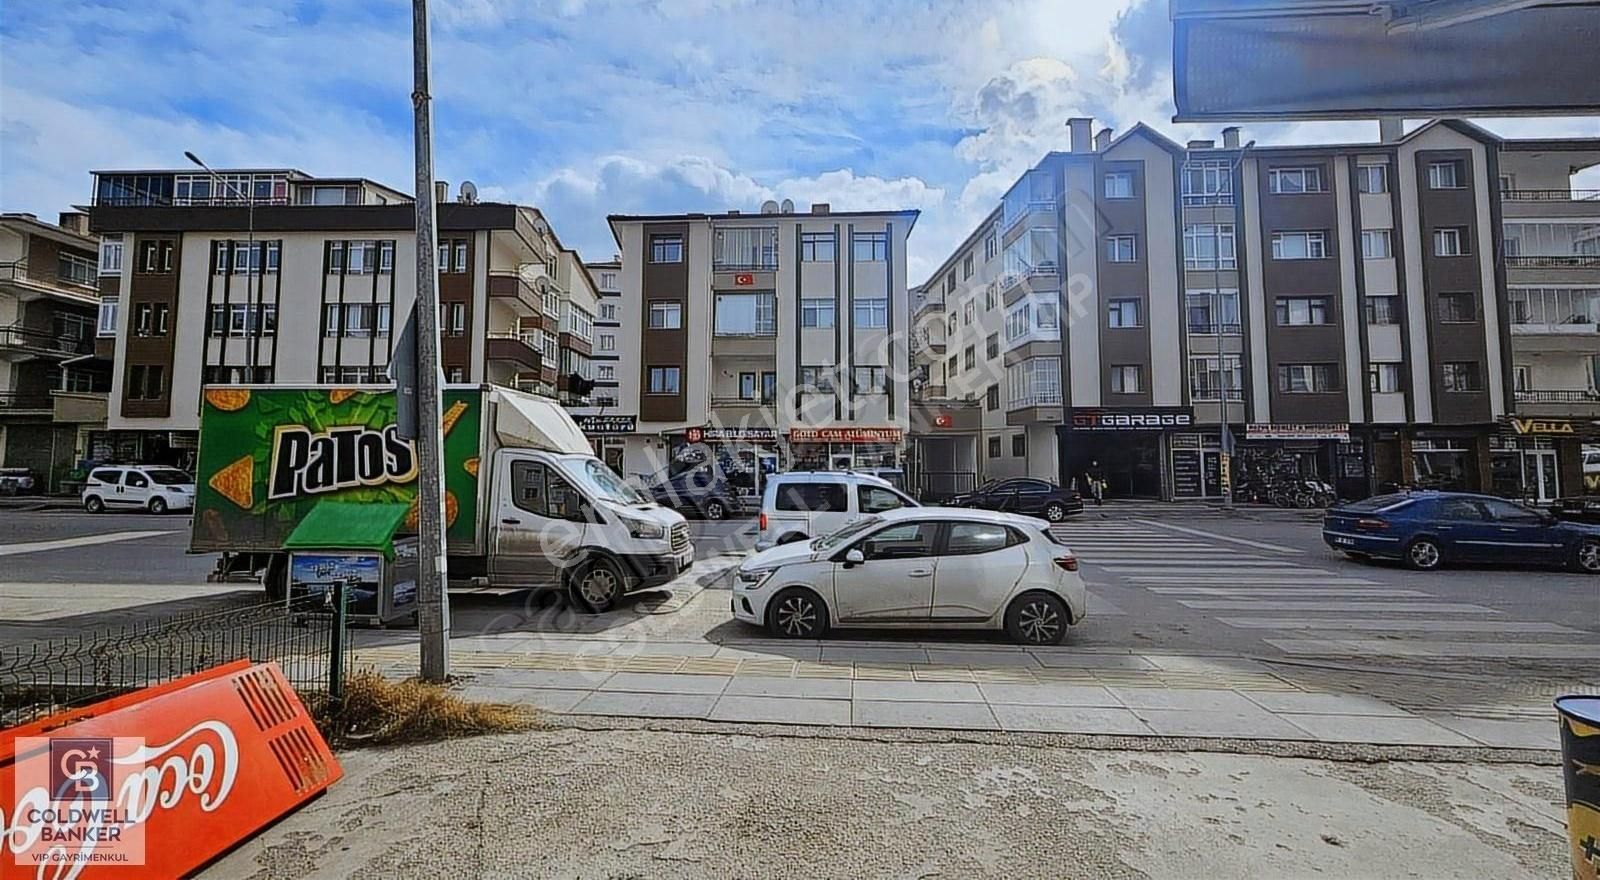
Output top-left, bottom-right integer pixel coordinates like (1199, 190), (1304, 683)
(570, 459), (647, 505)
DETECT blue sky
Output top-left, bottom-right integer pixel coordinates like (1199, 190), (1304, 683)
(2, 0), (1595, 281)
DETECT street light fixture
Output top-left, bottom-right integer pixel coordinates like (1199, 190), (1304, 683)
(184, 151), (260, 378)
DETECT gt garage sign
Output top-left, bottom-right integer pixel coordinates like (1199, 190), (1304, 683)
(1070, 408), (1194, 432)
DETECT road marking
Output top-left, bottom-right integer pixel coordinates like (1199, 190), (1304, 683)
(0, 530), (176, 557)
(1134, 519), (1305, 555)
(1265, 638), (1600, 659)
(1218, 617), (1585, 633)
(1178, 600), (1498, 613)
(1147, 588), (1428, 598)
(1126, 576), (1378, 585)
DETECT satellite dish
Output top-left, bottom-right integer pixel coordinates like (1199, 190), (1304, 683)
(760, 199), (780, 214)
(780, 198), (794, 214)
(459, 180), (478, 203)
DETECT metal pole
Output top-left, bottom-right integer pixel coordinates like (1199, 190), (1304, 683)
(329, 580), (347, 703)
(411, 0), (450, 681)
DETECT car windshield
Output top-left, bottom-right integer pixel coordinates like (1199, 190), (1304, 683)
(146, 469), (192, 485)
(812, 515), (883, 551)
(568, 459), (646, 504)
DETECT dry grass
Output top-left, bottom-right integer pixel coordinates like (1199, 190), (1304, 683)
(313, 671), (542, 747)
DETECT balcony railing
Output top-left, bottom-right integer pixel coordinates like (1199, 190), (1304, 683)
(1502, 189), (1600, 202)
(0, 325), (95, 357)
(0, 262), (99, 296)
(1187, 322), (1243, 336)
(1182, 193), (1235, 207)
(1515, 389), (1600, 404)
(1505, 255), (1600, 268)
(0, 391), (54, 411)
(711, 395), (777, 408)
(1007, 393), (1063, 410)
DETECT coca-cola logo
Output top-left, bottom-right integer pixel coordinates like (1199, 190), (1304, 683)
(3, 722), (239, 880)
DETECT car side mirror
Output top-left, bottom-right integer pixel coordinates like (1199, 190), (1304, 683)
(843, 548), (865, 567)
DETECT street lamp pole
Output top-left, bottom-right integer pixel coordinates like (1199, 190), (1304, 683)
(185, 152), (258, 376)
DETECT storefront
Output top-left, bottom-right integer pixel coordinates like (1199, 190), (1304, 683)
(1492, 416), (1599, 502)
(684, 426), (782, 501)
(1233, 423), (1362, 502)
(573, 414), (636, 474)
(1061, 408), (1193, 499)
(86, 430), (197, 470)
(786, 427), (904, 471)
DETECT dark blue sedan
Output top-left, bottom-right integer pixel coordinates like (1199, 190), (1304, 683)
(1323, 491), (1600, 573)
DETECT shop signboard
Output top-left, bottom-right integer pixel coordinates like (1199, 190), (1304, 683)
(788, 427), (904, 444)
(1246, 423), (1351, 442)
(1070, 408), (1193, 432)
(686, 426), (779, 444)
(574, 413), (637, 435)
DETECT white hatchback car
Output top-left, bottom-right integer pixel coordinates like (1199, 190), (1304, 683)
(82, 465), (196, 514)
(734, 507), (1087, 645)
(756, 471), (917, 551)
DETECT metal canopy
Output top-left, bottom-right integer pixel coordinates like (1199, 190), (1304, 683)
(1170, 0), (1600, 121)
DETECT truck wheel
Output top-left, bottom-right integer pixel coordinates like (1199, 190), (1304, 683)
(570, 557), (625, 613)
(702, 499), (726, 520)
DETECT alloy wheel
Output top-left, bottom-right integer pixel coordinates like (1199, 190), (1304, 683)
(579, 566), (620, 608)
(1579, 542), (1600, 574)
(704, 500), (725, 520)
(1409, 541), (1440, 570)
(1017, 599), (1062, 644)
(1044, 503), (1066, 522)
(774, 595), (818, 637)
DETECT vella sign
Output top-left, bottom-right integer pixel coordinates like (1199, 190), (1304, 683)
(1511, 418), (1578, 436)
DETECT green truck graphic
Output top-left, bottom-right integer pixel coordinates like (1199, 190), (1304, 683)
(191, 386), (482, 553)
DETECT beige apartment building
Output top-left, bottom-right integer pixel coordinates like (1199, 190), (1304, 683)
(605, 202), (917, 479)
(86, 169), (592, 467)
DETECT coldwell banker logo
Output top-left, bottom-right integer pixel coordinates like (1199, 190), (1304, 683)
(50, 739), (111, 802)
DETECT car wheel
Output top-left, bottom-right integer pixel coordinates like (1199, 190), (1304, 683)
(148, 497), (168, 515)
(84, 495), (105, 514)
(766, 588), (828, 639)
(1574, 540), (1600, 574)
(570, 557), (626, 613)
(703, 499), (726, 520)
(1042, 501), (1068, 523)
(1006, 592), (1069, 646)
(1404, 538), (1443, 571)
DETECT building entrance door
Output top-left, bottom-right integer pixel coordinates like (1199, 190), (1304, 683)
(1524, 449), (1559, 503)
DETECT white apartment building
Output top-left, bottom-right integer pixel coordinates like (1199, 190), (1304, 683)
(605, 202), (917, 479)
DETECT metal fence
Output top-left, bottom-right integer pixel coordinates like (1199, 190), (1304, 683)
(0, 591), (352, 728)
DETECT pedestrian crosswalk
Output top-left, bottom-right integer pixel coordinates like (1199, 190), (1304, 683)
(1050, 520), (1595, 662)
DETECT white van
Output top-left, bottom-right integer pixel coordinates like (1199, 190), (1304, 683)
(756, 471), (917, 550)
(83, 465), (196, 514)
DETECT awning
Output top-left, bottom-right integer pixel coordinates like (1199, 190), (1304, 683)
(283, 500), (411, 559)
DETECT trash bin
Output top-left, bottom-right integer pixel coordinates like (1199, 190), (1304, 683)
(1556, 695), (1600, 880)
(283, 501), (419, 627)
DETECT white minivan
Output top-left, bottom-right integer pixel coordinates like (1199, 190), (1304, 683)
(756, 471), (917, 550)
(82, 466), (196, 514)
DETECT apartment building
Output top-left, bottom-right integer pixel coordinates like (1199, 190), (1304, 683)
(0, 212), (109, 490)
(606, 202), (917, 478)
(911, 117), (1573, 502)
(87, 168), (582, 467)
(1498, 141), (1600, 499)
(574, 258), (629, 471)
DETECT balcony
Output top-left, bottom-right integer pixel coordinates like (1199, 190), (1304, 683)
(487, 270), (541, 316)
(0, 262), (100, 306)
(711, 395), (778, 409)
(1514, 389), (1600, 418)
(1506, 255), (1600, 269)
(1517, 390), (1599, 404)
(0, 325), (95, 360)
(712, 227), (779, 271)
(1005, 392), (1063, 427)
(1502, 189), (1600, 202)
(484, 332), (541, 371)
(0, 391), (54, 413)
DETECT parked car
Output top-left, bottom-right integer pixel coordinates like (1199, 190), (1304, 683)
(82, 465), (196, 514)
(756, 471), (917, 550)
(0, 467), (36, 496)
(647, 461), (745, 520)
(1323, 491), (1600, 573)
(947, 478), (1082, 523)
(734, 507), (1087, 645)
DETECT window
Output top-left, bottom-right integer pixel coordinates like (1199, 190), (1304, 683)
(127, 364), (165, 400)
(1190, 355), (1244, 401)
(446, 366), (467, 383)
(800, 232), (836, 262)
(799, 366), (835, 393)
(963, 301), (975, 324)
(1275, 296), (1332, 326)
(442, 302), (466, 336)
(97, 298), (119, 337)
(649, 234), (683, 263)
(599, 272), (617, 289)
(1011, 434), (1026, 457)
(852, 232), (888, 262)
(963, 345), (976, 371)
(1277, 363), (1341, 393)
(984, 285), (996, 311)
(99, 235), (123, 274)
(776, 482), (846, 512)
(1433, 227), (1469, 257)
(801, 298), (835, 328)
(1186, 290), (1241, 334)
(1182, 159), (1233, 204)
(1513, 364), (1530, 393)
(344, 303), (377, 336)
(1360, 230), (1393, 259)
(962, 254), (975, 279)
(211, 303), (278, 337)
(713, 226), (777, 269)
(853, 366), (888, 394)
(1441, 361), (1482, 392)
(946, 522), (1019, 555)
(985, 333), (999, 360)
(854, 297), (888, 329)
(1108, 298), (1141, 328)
(1428, 160), (1463, 189)
(713, 292), (775, 336)
(1183, 224), (1236, 269)
(986, 385), (1000, 411)
(1035, 301), (1059, 330)
(1106, 236), (1137, 263)
(1007, 357), (1062, 405)
(738, 372), (758, 400)
(598, 333), (616, 352)
(1365, 295), (1400, 325)
(646, 366), (681, 394)
(984, 232), (998, 261)
(137, 239), (174, 274)
(1271, 231), (1327, 260)
(599, 303), (617, 321)
(1357, 164), (1389, 194)
(1110, 365), (1141, 394)
(1104, 171), (1134, 199)
(132, 302), (169, 337)
(1369, 362), (1403, 393)
(988, 436), (1002, 458)
(1437, 292), (1478, 323)
(1268, 166), (1325, 194)
(647, 301), (682, 330)
(859, 486), (908, 515)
